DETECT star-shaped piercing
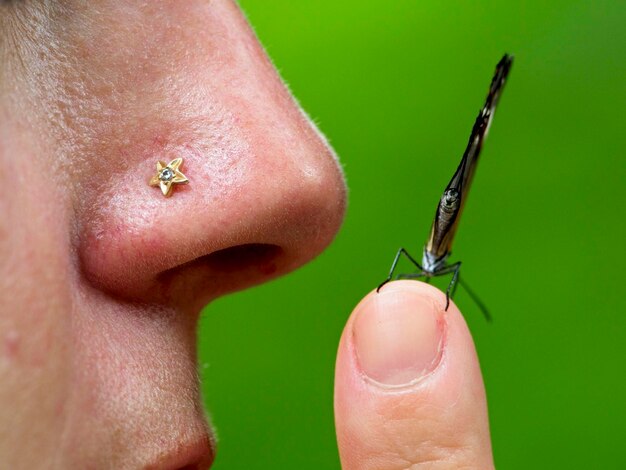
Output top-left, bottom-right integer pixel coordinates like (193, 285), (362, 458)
(149, 158), (189, 197)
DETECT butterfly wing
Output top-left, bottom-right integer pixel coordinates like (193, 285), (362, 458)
(425, 54), (514, 266)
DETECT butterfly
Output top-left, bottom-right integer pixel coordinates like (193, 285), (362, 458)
(377, 54), (514, 321)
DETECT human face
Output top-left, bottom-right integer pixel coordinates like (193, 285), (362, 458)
(0, 1), (346, 468)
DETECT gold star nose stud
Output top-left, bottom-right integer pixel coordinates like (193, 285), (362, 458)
(149, 158), (189, 197)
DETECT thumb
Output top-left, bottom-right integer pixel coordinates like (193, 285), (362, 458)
(334, 280), (494, 469)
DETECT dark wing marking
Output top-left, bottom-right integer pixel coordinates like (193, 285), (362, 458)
(448, 53), (513, 196)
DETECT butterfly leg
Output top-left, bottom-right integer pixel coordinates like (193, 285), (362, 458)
(377, 247), (423, 292)
(434, 263), (491, 321)
(446, 262), (462, 311)
(433, 262), (462, 311)
(451, 271), (460, 298)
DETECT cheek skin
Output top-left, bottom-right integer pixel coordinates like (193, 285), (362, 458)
(0, 127), (73, 467)
(60, 290), (212, 469)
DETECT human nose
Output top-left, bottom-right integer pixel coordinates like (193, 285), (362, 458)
(76, 0), (347, 313)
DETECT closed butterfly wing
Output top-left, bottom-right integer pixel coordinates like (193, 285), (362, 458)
(425, 54), (513, 266)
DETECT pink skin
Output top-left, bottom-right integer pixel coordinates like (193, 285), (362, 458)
(1, 1), (345, 467)
(0, 1), (493, 469)
(335, 282), (494, 469)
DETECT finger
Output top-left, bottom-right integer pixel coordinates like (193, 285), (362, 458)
(334, 280), (493, 469)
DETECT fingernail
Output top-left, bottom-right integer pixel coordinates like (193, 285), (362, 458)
(352, 286), (445, 387)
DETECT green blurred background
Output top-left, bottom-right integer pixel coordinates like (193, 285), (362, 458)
(199, 1), (626, 468)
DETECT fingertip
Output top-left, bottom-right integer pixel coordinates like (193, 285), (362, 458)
(334, 280), (493, 469)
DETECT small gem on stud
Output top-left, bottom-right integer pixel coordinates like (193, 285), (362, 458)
(159, 168), (174, 182)
(149, 158), (189, 197)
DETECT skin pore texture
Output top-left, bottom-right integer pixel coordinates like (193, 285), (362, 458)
(1, 1), (495, 469)
(0, 1), (345, 468)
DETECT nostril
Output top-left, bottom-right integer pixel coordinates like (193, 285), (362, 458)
(203, 243), (283, 274)
(157, 243), (283, 282)
(154, 243), (284, 308)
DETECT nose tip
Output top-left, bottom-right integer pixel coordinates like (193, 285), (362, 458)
(79, 127), (346, 311)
